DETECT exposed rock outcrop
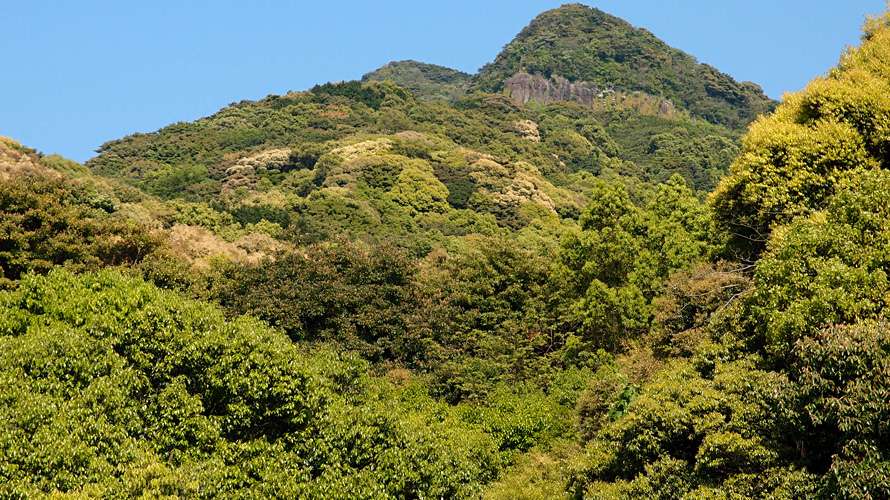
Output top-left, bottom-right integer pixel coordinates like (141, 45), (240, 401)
(506, 72), (598, 107)
(505, 72), (678, 120)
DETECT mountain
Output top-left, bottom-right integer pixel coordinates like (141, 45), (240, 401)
(360, 5), (777, 129)
(362, 5), (777, 129)
(85, 5), (765, 252)
(472, 4), (776, 128)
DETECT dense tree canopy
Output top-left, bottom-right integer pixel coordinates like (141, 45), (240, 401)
(0, 269), (512, 498)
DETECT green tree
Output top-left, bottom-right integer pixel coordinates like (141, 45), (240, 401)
(790, 320), (890, 499)
(0, 269), (505, 498)
(212, 239), (445, 363)
(557, 177), (711, 349)
(573, 356), (816, 499)
(748, 169), (890, 359)
(0, 173), (162, 287)
(710, 11), (890, 260)
(421, 236), (563, 400)
(388, 161), (451, 214)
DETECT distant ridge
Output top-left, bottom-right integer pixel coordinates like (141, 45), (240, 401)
(362, 60), (472, 102)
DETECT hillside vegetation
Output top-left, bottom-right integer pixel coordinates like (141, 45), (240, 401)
(2, 4), (890, 499)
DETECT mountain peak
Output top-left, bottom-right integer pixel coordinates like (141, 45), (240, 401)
(472, 3), (775, 128)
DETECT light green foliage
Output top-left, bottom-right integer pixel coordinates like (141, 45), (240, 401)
(482, 442), (578, 500)
(557, 176), (713, 348)
(749, 169), (890, 358)
(711, 15), (890, 258)
(388, 161), (451, 213)
(415, 209), (502, 237)
(0, 269), (508, 498)
(160, 199), (240, 238)
(644, 176), (714, 270)
(574, 356), (816, 499)
(12, 6), (890, 500)
(458, 383), (573, 453)
(558, 181), (651, 346)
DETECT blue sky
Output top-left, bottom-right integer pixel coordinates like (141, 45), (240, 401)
(1, 1), (886, 162)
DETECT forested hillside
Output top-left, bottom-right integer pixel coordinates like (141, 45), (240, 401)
(3, 3), (890, 499)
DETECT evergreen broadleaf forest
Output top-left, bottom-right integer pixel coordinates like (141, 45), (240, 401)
(3, 3), (890, 498)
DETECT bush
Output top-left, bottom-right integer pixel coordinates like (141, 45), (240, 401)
(0, 173), (162, 286)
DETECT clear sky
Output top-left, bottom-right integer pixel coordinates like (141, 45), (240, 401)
(1, 1), (886, 163)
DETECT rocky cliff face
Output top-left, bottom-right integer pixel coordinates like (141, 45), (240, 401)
(505, 72), (598, 107)
(504, 72), (677, 119)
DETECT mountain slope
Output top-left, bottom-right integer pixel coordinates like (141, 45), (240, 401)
(84, 5), (769, 255)
(0, 137), (165, 286)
